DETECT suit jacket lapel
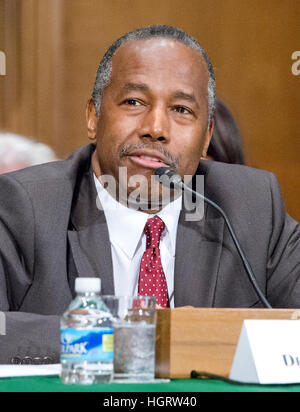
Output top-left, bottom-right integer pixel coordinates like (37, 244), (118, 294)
(174, 194), (225, 308)
(67, 165), (114, 295)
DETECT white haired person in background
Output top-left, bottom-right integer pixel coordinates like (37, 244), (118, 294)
(0, 133), (58, 174)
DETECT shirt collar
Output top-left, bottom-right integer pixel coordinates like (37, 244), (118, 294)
(93, 175), (182, 259)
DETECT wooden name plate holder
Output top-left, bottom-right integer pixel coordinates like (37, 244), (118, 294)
(155, 308), (300, 379)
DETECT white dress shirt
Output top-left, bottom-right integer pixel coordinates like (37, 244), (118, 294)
(94, 175), (182, 308)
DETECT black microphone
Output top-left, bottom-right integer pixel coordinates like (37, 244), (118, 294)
(154, 167), (272, 309)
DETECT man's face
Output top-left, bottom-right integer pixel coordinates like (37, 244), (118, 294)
(88, 38), (213, 207)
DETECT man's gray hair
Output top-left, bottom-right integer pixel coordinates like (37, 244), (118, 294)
(92, 25), (216, 125)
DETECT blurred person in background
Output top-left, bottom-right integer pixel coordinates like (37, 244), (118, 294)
(0, 133), (58, 174)
(206, 97), (246, 165)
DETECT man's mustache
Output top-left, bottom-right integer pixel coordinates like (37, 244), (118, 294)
(119, 143), (179, 171)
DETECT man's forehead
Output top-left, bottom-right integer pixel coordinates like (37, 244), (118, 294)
(110, 37), (208, 90)
(114, 37), (205, 67)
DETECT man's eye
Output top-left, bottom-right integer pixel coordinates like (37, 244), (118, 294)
(123, 99), (141, 106)
(174, 106), (192, 115)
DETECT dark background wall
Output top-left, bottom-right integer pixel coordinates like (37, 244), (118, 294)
(0, 0), (299, 220)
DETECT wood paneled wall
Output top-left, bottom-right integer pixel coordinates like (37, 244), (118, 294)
(0, 0), (299, 220)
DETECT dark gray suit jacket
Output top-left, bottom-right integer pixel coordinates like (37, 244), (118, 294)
(0, 143), (299, 364)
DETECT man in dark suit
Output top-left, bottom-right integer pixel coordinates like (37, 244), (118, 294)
(0, 26), (299, 364)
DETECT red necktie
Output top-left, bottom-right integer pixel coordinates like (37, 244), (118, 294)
(138, 216), (170, 308)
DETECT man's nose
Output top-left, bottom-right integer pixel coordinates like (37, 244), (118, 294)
(139, 105), (170, 142)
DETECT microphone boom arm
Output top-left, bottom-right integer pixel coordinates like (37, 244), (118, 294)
(155, 167), (272, 309)
(180, 182), (272, 309)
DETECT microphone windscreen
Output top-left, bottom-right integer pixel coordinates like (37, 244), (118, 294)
(154, 167), (172, 178)
(154, 167), (182, 188)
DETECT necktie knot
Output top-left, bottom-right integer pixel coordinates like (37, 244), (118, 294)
(144, 216), (165, 249)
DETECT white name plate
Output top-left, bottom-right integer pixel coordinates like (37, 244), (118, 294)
(230, 320), (300, 384)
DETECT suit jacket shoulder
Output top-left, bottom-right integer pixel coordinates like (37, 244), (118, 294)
(0, 144), (96, 311)
(194, 160), (300, 308)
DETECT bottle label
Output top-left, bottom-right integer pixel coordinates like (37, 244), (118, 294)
(60, 328), (114, 362)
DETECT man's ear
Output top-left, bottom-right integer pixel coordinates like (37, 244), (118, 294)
(201, 120), (214, 160)
(86, 98), (98, 140)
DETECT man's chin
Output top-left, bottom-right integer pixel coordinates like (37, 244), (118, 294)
(125, 187), (182, 213)
(98, 164), (182, 212)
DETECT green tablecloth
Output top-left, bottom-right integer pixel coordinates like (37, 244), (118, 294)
(1, 375), (300, 392)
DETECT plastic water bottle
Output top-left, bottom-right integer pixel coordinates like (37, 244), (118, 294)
(60, 277), (114, 384)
